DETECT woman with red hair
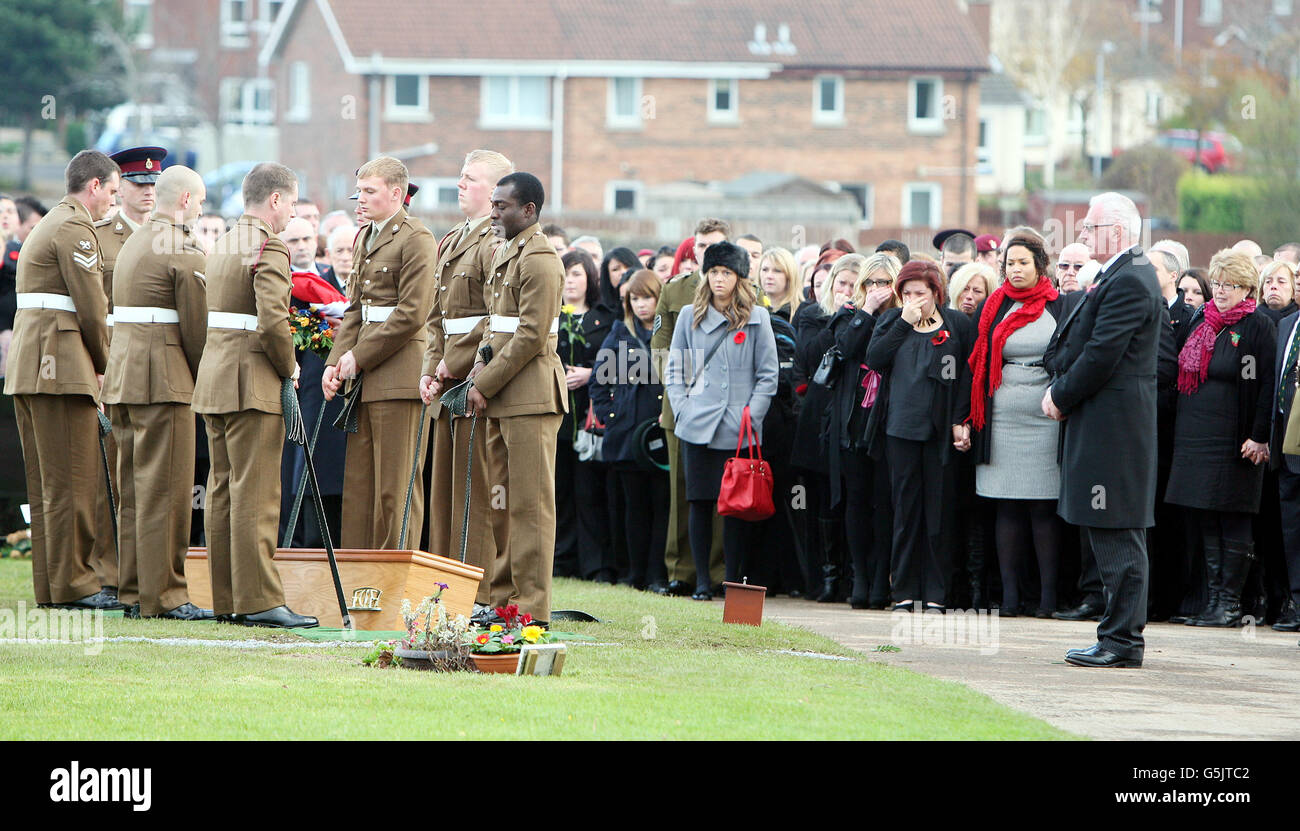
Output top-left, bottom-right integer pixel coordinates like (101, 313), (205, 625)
(669, 237), (697, 280)
(864, 260), (976, 612)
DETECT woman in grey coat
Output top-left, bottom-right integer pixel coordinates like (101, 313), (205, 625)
(665, 241), (779, 601)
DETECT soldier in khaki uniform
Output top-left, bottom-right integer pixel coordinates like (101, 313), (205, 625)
(467, 172), (566, 623)
(101, 165), (213, 620)
(3, 150), (121, 609)
(323, 156), (436, 551)
(192, 162), (317, 629)
(651, 219), (730, 594)
(419, 150), (512, 606)
(88, 146), (167, 599)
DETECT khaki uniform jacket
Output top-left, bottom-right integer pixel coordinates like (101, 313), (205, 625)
(422, 216), (496, 417)
(473, 223), (567, 418)
(191, 215), (295, 415)
(327, 208), (436, 402)
(2, 196), (108, 399)
(92, 214), (141, 315)
(650, 269), (702, 430)
(101, 218), (208, 405)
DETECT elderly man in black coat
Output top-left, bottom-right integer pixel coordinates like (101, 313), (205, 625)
(1043, 192), (1165, 668)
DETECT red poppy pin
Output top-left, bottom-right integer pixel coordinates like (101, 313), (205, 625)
(734, 331), (746, 345)
(931, 330), (950, 346)
(1230, 332), (1241, 347)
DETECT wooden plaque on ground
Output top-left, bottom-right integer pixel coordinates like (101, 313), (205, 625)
(185, 548), (484, 630)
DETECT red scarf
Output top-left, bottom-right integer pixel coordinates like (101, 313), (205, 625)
(968, 276), (1059, 430)
(1177, 298), (1255, 395)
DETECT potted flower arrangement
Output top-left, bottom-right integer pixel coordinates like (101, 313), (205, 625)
(363, 582), (473, 671)
(465, 604), (555, 674)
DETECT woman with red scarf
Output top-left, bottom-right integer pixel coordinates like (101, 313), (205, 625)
(969, 233), (1071, 617)
(1165, 249), (1276, 627)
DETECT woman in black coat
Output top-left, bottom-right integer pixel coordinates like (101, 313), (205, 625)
(554, 249), (615, 581)
(864, 260), (976, 612)
(1165, 249), (1276, 627)
(589, 269), (669, 593)
(824, 252), (901, 608)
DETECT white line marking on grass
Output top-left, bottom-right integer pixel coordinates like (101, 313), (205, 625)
(768, 649), (853, 661)
(0, 637), (376, 649)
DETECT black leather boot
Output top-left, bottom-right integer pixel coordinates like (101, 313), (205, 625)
(815, 518), (843, 603)
(1186, 540), (1222, 625)
(1193, 540), (1253, 627)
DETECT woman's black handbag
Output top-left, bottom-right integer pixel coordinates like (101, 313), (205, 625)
(812, 346), (843, 388)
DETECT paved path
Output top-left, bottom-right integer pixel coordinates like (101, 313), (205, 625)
(764, 598), (1300, 740)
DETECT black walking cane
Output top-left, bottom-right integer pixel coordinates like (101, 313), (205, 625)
(95, 409), (120, 563)
(282, 378), (353, 629)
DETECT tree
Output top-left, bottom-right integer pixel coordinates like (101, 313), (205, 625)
(1233, 78), (1300, 248)
(0, 0), (131, 188)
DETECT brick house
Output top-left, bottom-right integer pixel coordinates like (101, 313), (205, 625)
(257, 0), (987, 234)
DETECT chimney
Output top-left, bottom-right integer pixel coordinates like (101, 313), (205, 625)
(966, 0), (991, 53)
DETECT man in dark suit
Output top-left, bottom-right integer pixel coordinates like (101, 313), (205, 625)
(1043, 192), (1164, 668)
(1269, 307), (1300, 633)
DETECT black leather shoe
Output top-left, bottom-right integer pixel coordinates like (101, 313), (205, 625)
(157, 603), (215, 621)
(691, 589), (713, 601)
(215, 613), (243, 623)
(666, 580), (691, 597)
(1052, 601), (1104, 621)
(1272, 601), (1300, 631)
(646, 583), (671, 595)
(124, 604), (141, 619)
(849, 596), (869, 610)
(240, 606), (319, 628)
(101, 586), (118, 600)
(1065, 643), (1141, 668)
(1034, 608), (1055, 619)
(57, 590), (126, 611)
(892, 600), (915, 613)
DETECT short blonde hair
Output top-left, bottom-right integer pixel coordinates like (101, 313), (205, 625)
(851, 252), (902, 309)
(821, 253), (867, 314)
(948, 262), (997, 311)
(1261, 258), (1298, 294)
(758, 247), (802, 314)
(463, 149), (514, 185)
(356, 156), (408, 195)
(1209, 249), (1260, 300)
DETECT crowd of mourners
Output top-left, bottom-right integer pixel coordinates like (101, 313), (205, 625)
(541, 202), (1300, 634)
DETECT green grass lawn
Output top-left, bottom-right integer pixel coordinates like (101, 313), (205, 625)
(0, 558), (1073, 740)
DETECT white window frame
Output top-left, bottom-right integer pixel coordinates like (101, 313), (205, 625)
(286, 61), (310, 122)
(977, 117), (991, 162)
(607, 77), (643, 129)
(812, 75), (845, 126)
(263, 0), (286, 27)
(412, 177), (460, 211)
(243, 78), (274, 125)
(479, 76), (551, 130)
(707, 79), (739, 125)
(220, 0), (251, 48)
(908, 76), (944, 134)
(1274, 0), (1293, 15)
(604, 180), (643, 214)
(127, 0), (154, 49)
(901, 183), (942, 229)
(1199, 0), (1222, 25)
(386, 74), (431, 122)
(835, 182), (874, 227)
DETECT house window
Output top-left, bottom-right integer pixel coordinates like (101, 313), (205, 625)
(413, 178), (460, 211)
(480, 76), (551, 128)
(909, 76), (944, 133)
(607, 77), (643, 129)
(1199, 0), (1222, 24)
(265, 0), (286, 24)
(838, 183), (874, 226)
(286, 61), (310, 122)
(1275, 0), (1293, 15)
(386, 74), (430, 121)
(220, 78), (273, 124)
(1025, 106), (1047, 142)
(604, 181), (642, 214)
(1144, 90), (1162, 125)
(707, 79), (738, 124)
(977, 117), (992, 165)
(902, 183), (941, 228)
(127, 0), (153, 48)
(220, 0), (250, 47)
(813, 75), (845, 125)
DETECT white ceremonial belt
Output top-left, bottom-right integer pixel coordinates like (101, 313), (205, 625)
(362, 305), (397, 324)
(16, 292), (77, 313)
(113, 306), (180, 324)
(208, 312), (260, 331)
(443, 315), (486, 335)
(490, 315), (559, 334)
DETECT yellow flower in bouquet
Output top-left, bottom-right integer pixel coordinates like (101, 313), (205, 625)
(561, 304), (576, 315)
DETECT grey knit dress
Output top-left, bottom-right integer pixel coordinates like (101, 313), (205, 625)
(975, 304), (1060, 499)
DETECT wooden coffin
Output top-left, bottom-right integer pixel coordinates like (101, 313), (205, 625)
(185, 548), (483, 630)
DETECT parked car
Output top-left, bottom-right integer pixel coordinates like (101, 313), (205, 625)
(1153, 129), (1242, 174)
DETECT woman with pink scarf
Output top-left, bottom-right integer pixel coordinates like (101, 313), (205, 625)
(1165, 249), (1276, 628)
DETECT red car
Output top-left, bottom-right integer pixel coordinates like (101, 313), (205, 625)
(1154, 129), (1242, 173)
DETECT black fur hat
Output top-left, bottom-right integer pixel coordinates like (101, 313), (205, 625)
(701, 240), (749, 280)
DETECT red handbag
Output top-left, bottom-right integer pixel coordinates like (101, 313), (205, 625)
(716, 406), (775, 522)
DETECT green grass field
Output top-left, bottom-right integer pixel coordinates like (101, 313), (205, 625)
(0, 558), (1073, 739)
